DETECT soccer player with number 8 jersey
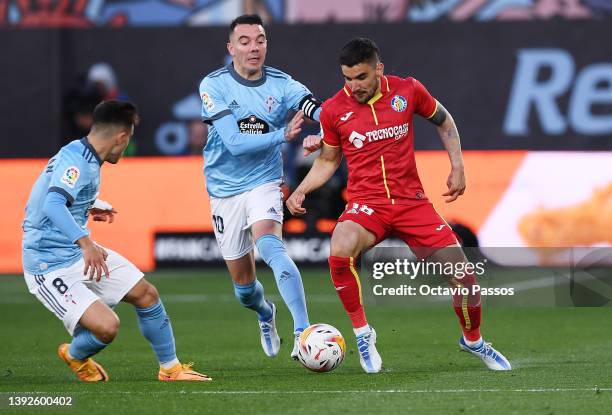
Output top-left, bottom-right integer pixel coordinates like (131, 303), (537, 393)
(22, 101), (210, 382)
(287, 38), (511, 374)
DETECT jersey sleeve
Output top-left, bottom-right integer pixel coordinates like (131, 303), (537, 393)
(48, 150), (91, 206)
(410, 78), (438, 119)
(284, 77), (312, 112)
(211, 114), (286, 157)
(42, 192), (88, 243)
(319, 104), (341, 147)
(199, 76), (232, 124)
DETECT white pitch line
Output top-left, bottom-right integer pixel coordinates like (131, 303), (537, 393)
(1, 388), (610, 395)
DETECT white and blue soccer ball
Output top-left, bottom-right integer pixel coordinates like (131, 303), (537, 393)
(297, 323), (346, 373)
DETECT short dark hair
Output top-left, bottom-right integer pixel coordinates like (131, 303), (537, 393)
(229, 14), (264, 35)
(92, 100), (138, 130)
(339, 38), (381, 67)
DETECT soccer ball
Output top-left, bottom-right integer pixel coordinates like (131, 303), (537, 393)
(297, 323), (346, 372)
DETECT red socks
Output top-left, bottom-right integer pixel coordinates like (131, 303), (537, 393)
(451, 272), (482, 341)
(329, 255), (481, 340)
(328, 256), (368, 329)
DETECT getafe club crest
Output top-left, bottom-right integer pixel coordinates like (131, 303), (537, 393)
(391, 95), (407, 112)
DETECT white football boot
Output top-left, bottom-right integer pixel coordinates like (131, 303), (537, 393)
(356, 327), (382, 374)
(459, 337), (512, 371)
(290, 330), (302, 360)
(258, 301), (281, 357)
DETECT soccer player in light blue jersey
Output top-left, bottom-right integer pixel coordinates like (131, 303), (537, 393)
(198, 14), (322, 359)
(22, 101), (210, 382)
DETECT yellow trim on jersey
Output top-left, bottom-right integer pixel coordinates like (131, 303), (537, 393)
(431, 202), (453, 231)
(369, 104), (379, 125)
(367, 91), (383, 105)
(426, 100), (439, 119)
(384, 76), (390, 92)
(322, 140), (340, 148)
(349, 257), (363, 305)
(343, 86), (351, 96)
(367, 90), (383, 126)
(380, 155), (392, 200)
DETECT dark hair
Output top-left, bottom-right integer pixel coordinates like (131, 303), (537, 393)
(339, 38), (381, 67)
(92, 100), (138, 130)
(230, 14), (264, 34)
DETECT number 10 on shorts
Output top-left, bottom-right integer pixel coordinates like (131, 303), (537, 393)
(212, 215), (224, 234)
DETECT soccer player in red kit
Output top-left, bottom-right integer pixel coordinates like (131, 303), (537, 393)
(286, 38), (511, 373)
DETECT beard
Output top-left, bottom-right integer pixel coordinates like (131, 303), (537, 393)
(352, 82), (378, 104)
(106, 149), (124, 164)
(354, 89), (375, 104)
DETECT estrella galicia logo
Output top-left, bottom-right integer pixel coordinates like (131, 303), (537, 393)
(391, 95), (407, 112)
(238, 115), (270, 134)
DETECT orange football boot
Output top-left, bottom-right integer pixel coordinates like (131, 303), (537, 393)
(158, 362), (212, 382)
(57, 343), (109, 382)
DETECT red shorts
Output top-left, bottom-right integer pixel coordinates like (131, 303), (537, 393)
(337, 199), (458, 259)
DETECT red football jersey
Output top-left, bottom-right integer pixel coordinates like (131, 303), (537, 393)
(321, 75), (438, 203)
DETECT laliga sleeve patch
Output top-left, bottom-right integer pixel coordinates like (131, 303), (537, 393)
(60, 166), (80, 188)
(201, 91), (215, 112)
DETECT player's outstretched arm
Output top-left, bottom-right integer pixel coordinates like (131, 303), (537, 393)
(211, 111), (303, 156)
(286, 142), (342, 216)
(428, 101), (466, 203)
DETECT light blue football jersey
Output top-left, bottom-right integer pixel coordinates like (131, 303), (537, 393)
(199, 64), (311, 197)
(22, 138), (102, 275)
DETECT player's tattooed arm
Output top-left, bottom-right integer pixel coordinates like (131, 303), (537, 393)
(287, 143), (342, 216)
(433, 102), (466, 203)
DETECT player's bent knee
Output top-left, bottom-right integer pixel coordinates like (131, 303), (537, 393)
(123, 278), (159, 308)
(142, 281), (160, 307)
(94, 313), (120, 344)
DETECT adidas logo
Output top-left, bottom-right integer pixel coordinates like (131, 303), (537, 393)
(229, 100), (240, 110)
(279, 270), (292, 282)
(267, 207), (277, 214)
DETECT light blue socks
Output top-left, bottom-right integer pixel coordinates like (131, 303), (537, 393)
(234, 280), (273, 322)
(69, 327), (108, 360)
(136, 301), (178, 366)
(256, 234), (309, 332)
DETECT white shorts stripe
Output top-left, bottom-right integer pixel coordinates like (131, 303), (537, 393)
(38, 285), (66, 317)
(40, 282), (67, 313)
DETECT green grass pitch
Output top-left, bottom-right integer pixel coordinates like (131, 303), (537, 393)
(1, 269), (611, 414)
